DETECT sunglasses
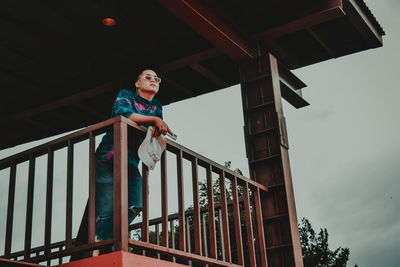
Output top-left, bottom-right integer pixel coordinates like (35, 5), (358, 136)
(143, 74), (161, 83)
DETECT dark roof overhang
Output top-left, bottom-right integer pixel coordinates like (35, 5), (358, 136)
(0, 0), (384, 149)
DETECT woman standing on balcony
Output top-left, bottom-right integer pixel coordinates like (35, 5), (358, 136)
(93, 69), (172, 255)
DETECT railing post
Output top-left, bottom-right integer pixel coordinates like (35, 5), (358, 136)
(161, 151), (168, 247)
(206, 164), (217, 259)
(5, 162), (16, 258)
(113, 118), (129, 252)
(66, 140), (74, 249)
(219, 171), (231, 262)
(243, 182), (256, 267)
(191, 158), (202, 255)
(24, 155), (35, 260)
(88, 133), (96, 245)
(44, 147), (54, 257)
(177, 150), (186, 251)
(141, 164), (149, 243)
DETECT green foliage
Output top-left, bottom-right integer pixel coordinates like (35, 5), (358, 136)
(299, 218), (353, 267)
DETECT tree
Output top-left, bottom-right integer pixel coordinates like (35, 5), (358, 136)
(299, 218), (354, 267)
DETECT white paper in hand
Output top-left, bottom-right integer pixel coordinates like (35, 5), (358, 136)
(138, 126), (166, 170)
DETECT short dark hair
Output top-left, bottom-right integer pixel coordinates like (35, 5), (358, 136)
(137, 69), (157, 82)
(137, 70), (144, 82)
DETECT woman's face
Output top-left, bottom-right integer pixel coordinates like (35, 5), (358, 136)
(135, 69), (160, 94)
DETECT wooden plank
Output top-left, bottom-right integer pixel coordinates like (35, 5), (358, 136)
(24, 156), (35, 260)
(65, 140), (74, 249)
(176, 150), (186, 251)
(141, 164), (150, 242)
(201, 213), (208, 258)
(88, 133), (96, 244)
(217, 209), (225, 261)
(185, 216), (192, 266)
(161, 152), (168, 247)
(170, 220), (176, 262)
(156, 223), (161, 259)
(44, 148), (54, 255)
(191, 158), (202, 255)
(158, 48), (221, 73)
(1, 80), (122, 124)
(22, 239), (114, 263)
(254, 188), (268, 267)
(129, 239), (243, 267)
(189, 63), (228, 88)
(232, 177), (244, 265)
(113, 120), (129, 251)
(243, 182), (256, 267)
(219, 171), (231, 262)
(4, 162), (16, 258)
(157, 0), (256, 62)
(206, 164), (217, 259)
(256, 0), (345, 39)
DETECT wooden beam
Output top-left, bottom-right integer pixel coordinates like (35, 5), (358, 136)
(158, 74), (194, 97)
(73, 102), (107, 121)
(189, 63), (228, 88)
(1, 80), (122, 124)
(157, 0), (256, 62)
(22, 118), (62, 135)
(261, 40), (302, 69)
(307, 28), (336, 58)
(256, 0), (345, 40)
(158, 48), (222, 73)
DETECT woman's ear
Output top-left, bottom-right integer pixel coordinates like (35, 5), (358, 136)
(135, 80), (140, 89)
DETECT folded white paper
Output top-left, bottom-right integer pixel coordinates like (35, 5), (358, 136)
(138, 126), (166, 170)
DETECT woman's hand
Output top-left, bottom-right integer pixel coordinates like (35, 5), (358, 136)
(152, 117), (172, 137)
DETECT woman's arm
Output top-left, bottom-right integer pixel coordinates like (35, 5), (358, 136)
(129, 113), (172, 136)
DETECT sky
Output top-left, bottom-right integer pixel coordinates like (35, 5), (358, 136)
(0, 1), (399, 266)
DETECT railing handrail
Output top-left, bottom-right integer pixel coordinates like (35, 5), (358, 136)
(1, 116), (267, 192)
(0, 116), (136, 169)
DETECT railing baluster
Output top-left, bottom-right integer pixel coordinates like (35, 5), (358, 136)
(185, 216), (192, 266)
(44, 148), (54, 256)
(5, 162), (16, 258)
(156, 223), (160, 259)
(88, 133), (96, 245)
(24, 155), (35, 260)
(254, 187), (268, 267)
(113, 120), (129, 251)
(170, 220), (176, 262)
(191, 158), (202, 255)
(177, 150), (186, 252)
(58, 246), (62, 264)
(244, 182), (256, 267)
(201, 213), (208, 259)
(218, 209), (225, 261)
(219, 171), (231, 262)
(66, 140), (74, 249)
(141, 164), (149, 243)
(161, 151), (168, 247)
(206, 164), (217, 259)
(232, 177), (244, 265)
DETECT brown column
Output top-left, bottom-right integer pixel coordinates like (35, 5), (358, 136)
(240, 53), (303, 267)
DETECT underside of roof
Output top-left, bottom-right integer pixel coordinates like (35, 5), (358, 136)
(0, 0), (384, 150)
